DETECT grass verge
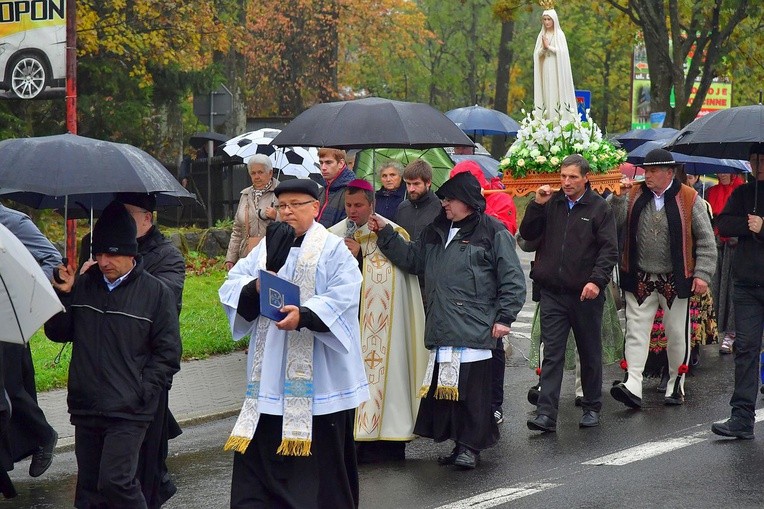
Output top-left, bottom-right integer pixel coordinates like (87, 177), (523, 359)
(31, 268), (247, 392)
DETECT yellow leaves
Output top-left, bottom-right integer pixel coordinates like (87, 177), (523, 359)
(75, 0), (232, 85)
(492, 0), (524, 22)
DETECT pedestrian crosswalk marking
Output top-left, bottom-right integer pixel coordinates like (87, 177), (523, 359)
(582, 432), (706, 466)
(434, 483), (561, 509)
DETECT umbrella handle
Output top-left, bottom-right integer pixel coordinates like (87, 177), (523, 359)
(53, 257), (68, 284)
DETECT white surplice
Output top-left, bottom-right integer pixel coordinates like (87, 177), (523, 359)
(330, 219), (428, 441)
(219, 221), (370, 416)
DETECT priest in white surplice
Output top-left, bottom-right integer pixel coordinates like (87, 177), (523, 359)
(219, 179), (370, 509)
(330, 179), (428, 463)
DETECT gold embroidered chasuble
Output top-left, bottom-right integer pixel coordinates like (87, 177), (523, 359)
(329, 219), (428, 441)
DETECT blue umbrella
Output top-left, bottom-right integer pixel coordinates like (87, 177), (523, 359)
(445, 105), (520, 137)
(615, 127), (679, 152)
(627, 140), (750, 175)
(450, 154), (500, 180)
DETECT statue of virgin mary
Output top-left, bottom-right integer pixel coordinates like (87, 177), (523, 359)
(533, 9), (578, 121)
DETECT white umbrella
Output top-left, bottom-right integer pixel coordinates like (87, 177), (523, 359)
(0, 223), (64, 344)
(220, 128), (321, 181)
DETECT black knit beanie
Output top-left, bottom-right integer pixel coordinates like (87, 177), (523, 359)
(92, 200), (138, 256)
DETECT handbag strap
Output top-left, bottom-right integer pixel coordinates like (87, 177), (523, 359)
(244, 192), (251, 240)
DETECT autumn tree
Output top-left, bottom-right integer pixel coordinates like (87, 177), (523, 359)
(243, 0), (432, 116)
(603, 0), (753, 128)
(565, 2), (632, 132)
(76, 0), (235, 158)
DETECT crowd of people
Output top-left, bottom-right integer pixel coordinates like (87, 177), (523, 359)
(214, 143), (763, 508)
(0, 141), (761, 507)
(0, 6), (760, 507)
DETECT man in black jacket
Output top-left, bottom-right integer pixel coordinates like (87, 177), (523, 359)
(46, 201), (181, 509)
(79, 193), (186, 507)
(395, 159), (441, 243)
(520, 154), (618, 432)
(712, 143), (764, 440)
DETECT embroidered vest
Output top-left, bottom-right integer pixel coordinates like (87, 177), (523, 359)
(620, 181), (697, 298)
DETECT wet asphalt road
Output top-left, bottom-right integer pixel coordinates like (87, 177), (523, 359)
(7, 345), (764, 508)
(8, 251), (764, 507)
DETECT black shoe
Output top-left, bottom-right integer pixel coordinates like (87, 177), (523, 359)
(159, 476), (178, 505)
(437, 445), (463, 466)
(690, 348), (700, 367)
(454, 449), (480, 469)
(657, 371), (669, 393)
(610, 383), (642, 409)
(664, 393), (684, 406)
(527, 414), (556, 433)
(29, 430), (58, 478)
(579, 410), (600, 428)
(574, 396), (583, 407)
(0, 470), (16, 499)
(711, 419), (754, 439)
(527, 385), (540, 406)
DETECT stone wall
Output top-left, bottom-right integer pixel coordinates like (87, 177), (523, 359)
(168, 228), (232, 258)
(54, 228), (233, 261)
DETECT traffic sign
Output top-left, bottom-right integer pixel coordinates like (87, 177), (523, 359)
(194, 84), (233, 128)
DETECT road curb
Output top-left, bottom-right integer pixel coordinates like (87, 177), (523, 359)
(53, 408), (241, 454)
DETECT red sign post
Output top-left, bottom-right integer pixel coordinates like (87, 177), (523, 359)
(65, 0), (76, 265)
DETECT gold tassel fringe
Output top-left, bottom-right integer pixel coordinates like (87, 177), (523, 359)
(435, 386), (459, 401)
(223, 436), (251, 454)
(418, 385), (430, 398)
(277, 438), (312, 456)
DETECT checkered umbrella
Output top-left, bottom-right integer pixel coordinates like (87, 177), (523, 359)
(220, 128), (321, 182)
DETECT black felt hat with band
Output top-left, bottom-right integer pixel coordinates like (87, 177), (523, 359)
(92, 200), (138, 256)
(642, 148), (681, 167)
(117, 192), (156, 212)
(274, 179), (321, 200)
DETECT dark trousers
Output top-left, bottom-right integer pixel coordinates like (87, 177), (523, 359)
(1, 343), (55, 461)
(73, 416), (150, 509)
(730, 284), (764, 425)
(137, 389), (179, 508)
(230, 410), (359, 509)
(537, 289), (604, 420)
(491, 339), (505, 413)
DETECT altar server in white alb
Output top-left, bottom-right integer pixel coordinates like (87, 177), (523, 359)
(330, 179), (428, 463)
(219, 178), (370, 509)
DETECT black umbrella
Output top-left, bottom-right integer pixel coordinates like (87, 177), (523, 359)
(627, 140), (750, 175)
(271, 97), (474, 149)
(189, 131), (230, 149)
(668, 104), (764, 211)
(0, 133), (194, 196)
(0, 133), (196, 248)
(615, 127), (678, 152)
(667, 105), (764, 159)
(0, 189), (194, 218)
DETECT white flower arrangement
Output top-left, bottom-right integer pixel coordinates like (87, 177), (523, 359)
(499, 108), (626, 178)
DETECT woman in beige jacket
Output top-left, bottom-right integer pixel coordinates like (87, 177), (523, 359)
(225, 154), (279, 270)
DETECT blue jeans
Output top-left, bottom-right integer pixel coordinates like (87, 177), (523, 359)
(729, 284), (764, 425)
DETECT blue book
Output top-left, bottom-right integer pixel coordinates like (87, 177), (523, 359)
(259, 270), (300, 322)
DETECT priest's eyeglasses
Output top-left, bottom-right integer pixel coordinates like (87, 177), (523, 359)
(276, 200), (316, 212)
